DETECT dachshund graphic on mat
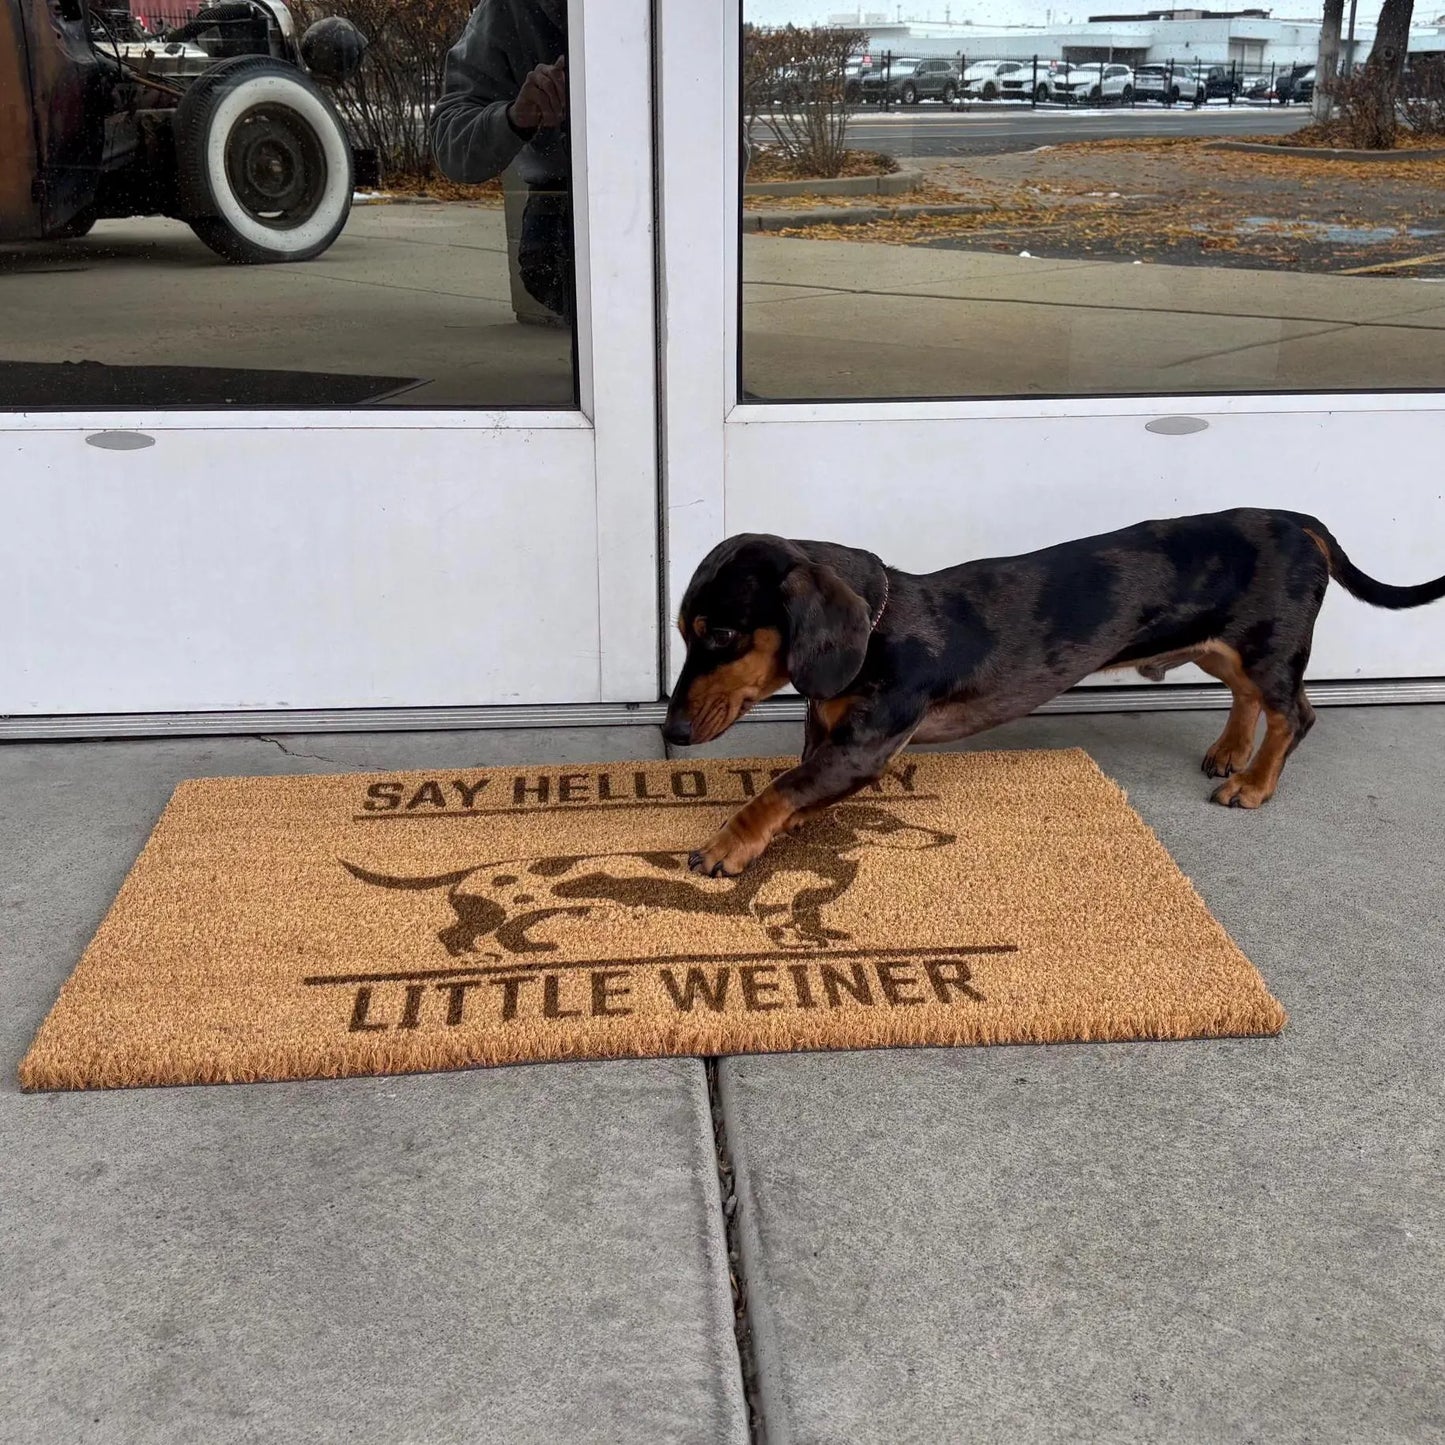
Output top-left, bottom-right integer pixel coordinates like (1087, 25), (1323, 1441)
(342, 804), (953, 957)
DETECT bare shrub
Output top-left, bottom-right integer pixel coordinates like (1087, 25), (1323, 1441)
(1402, 57), (1445, 138)
(741, 23), (788, 141)
(743, 23), (864, 179)
(1325, 64), (1401, 148)
(294, 0), (474, 180)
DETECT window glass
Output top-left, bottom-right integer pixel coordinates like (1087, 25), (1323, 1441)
(0, 0), (575, 409)
(741, 6), (1445, 402)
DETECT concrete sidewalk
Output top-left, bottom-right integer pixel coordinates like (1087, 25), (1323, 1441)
(742, 237), (1445, 398)
(6, 205), (1444, 407)
(0, 729), (746, 1445)
(3, 706), (1442, 1442)
(681, 706), (1445, 1444)
(0, 205), (572, 410)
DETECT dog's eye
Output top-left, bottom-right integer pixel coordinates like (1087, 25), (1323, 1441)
(706, 628), (739, 649)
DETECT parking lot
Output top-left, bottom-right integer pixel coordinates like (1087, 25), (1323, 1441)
(836, 102), (1309, 157)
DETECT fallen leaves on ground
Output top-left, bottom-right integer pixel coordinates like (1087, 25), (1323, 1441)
(1242, 123), (1445, 152)
(744, 147), (899, 180)
(768, 140), (1445, 272)
(364, 170), (504, 204)
(743, 182), (968, 210)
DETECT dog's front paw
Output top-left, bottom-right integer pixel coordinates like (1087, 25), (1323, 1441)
(688, 825), (766, 878)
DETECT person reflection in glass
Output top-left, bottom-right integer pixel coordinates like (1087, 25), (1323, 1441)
(432, 0), (572, 323)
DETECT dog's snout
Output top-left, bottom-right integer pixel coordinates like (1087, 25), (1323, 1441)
(662, 716), (693, 746)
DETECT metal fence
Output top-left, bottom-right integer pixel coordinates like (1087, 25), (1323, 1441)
(852, 52), (1321, 113)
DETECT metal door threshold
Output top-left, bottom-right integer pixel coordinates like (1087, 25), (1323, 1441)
(4, 680), (1443, 741)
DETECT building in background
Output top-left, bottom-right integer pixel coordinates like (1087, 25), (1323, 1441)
(830, 8), (1445, 71)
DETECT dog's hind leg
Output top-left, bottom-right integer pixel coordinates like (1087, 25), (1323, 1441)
(1289, 686), (1317, 755)
(1209, 640), (1314, 809)
(1194, 642), (1263, 779)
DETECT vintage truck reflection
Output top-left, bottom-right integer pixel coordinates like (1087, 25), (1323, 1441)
(1, 0), (373, 263)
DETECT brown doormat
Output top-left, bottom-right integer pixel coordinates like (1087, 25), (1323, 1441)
(19, 750), (1285, 1092)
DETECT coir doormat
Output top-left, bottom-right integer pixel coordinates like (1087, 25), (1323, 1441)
(19, 750), (1285, 1092)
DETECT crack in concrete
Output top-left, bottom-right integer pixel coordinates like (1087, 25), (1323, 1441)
(255, 736), (379, 770)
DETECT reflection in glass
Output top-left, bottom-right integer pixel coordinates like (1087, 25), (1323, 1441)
(740, 9), (1445, 401)
(0, 0), (575, 409)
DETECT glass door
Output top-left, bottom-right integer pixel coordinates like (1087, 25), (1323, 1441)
(0, 0), (657, 724)
(660, 0), (1445, 696)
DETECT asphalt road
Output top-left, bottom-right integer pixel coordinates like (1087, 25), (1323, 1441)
(833, 103), (1311, 157)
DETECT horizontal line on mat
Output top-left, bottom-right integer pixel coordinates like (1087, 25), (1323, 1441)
(351, 794), (941, 822)
(302, 944), (1017, 986)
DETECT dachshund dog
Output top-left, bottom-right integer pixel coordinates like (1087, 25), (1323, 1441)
(664, 508), (1445, 877)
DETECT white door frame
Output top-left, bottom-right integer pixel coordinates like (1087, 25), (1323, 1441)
(657, 0), (1445, 702)
(0, 0), (658, 732)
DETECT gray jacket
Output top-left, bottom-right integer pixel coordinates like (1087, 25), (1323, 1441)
(431, 0), (569, 187)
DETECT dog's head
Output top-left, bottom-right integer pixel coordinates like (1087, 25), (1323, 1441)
(664, 534), (888, 746)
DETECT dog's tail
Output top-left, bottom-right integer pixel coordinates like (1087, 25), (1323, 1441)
(341, 859), (477, 891)
(1296, 515), (1445, 611)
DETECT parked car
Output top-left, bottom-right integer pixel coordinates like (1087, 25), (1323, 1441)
(842, 59), (872, 102)
(962, 59), (1025, 101)
(858, 56), (961, 105)
(999, 63), (1056, 103)
(1241, 72), (1273, 100)
(1275, 66), (1315, 104)
(1133, 63), (1204, 105)
(1202, 64), (1241, 99)
(0, 0), (372, 263)
(1053, 62), (1135, 105)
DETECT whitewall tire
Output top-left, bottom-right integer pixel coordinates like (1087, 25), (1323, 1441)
(175, 57), (354, 264)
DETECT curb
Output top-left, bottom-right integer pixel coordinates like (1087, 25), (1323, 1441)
(742, 167), (923, 198)
(743, 202), (986, 232)
(1205, 140), (1445, 161)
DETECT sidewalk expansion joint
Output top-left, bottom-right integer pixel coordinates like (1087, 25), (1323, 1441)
(706, 1056), (766, 1444)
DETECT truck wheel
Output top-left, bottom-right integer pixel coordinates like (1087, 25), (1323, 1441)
(55, 209), (97, 240)
(174, 56), (354, 264)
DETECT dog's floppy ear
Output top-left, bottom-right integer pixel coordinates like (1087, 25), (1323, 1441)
(782, 563), (872, 698)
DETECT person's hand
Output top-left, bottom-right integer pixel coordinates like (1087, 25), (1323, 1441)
(508, 55), (567, 131)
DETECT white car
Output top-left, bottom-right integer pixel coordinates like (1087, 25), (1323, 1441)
(1133, 64), (1205, 105)
(998, 63), (1056, 103)
(962, 60), (1027, 101)
(1052, 62), (1135, 105)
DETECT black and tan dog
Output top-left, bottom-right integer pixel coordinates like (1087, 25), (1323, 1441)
(664, 508), (1445, 877)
